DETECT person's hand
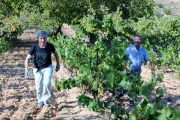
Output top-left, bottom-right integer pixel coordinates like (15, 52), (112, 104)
(25, 68), (30, 77)
(126, 68), (131, 75)
(56, 64), (60, 72)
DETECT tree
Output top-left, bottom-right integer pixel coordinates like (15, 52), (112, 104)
(1, 0), (155, 40)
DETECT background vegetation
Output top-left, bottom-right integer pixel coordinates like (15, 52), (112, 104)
(1, 0), (180, 119)
(156, 3), (163, 8)
(163, 8), (171, 15)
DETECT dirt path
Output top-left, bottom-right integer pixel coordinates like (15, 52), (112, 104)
(0, 28), (180, 120)
(0, 29), (101, 120)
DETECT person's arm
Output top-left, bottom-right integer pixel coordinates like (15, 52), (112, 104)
(24, 54), (32, 77)
(54, 51), (59, 65)
(147, 60), (153, 69)
(54, 51), (60, 72)
(147, 60), (154, 74)
(25, 54), (32, 69)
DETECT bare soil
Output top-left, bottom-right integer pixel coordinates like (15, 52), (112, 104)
(0, 26), (180, 120)
(0, 29), (101, 120)
(154, 0), (180, 16)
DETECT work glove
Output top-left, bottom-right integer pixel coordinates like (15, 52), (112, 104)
(25, 68), (30, 77)
(55, 64), (60, 72)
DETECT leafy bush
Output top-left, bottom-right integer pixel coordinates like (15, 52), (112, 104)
(163, 8), (171, 15)
(154, 11), (163, 18)
(0, 37), (13, 54)
(156, 3), (163, 8)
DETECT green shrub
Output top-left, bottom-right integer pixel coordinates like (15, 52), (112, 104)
(163, 8), (171, 15)
(154, 11), (163, 18)
(156, 3), (163, 8)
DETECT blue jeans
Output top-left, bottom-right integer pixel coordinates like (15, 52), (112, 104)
(131, 69), (141, 77)
(33, 64), (53, 103)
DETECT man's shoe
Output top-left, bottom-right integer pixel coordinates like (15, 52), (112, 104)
(44, 100), (50, 108)
(37, 102), (43, 108)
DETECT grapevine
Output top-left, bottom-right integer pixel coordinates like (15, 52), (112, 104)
(50, 32), (180, 119)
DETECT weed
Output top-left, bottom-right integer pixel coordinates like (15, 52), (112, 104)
(156, 3), (163, 8)
(154, 11), (163, 18)
(163, 8), (171, 15)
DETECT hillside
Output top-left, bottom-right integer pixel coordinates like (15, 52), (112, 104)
(154, 0), (180, 16)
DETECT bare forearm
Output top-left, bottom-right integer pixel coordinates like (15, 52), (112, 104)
(147, 60), (153, 69)
(25, 58), (30, 69)
(25, 54), (31, 69)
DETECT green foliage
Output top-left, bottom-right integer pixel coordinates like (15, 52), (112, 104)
(50, 5), (180, 118)
(154, 11), (164, 18)
(77, 94), (108, 112)
(81, 14), (102, 34)
(52, 31), (179, 119)
(0, 37), (13, 54)
(156, 3), (163, 8)
(1, 0), (156, 46)
(50, 33), (130, 118)
(163, 8), (171, 15)
(55, 78), (80, 90)
(159, 40), (180, 75)
(0, 1), (40, 52)
(130, 98), (180, 120)
(33, 0), (155, 36)
(71, 25), (89, 39)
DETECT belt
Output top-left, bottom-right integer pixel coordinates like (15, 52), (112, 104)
(133, 69), (140, 72)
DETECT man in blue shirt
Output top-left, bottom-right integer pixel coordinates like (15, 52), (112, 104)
(125, 35), (153, 76)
